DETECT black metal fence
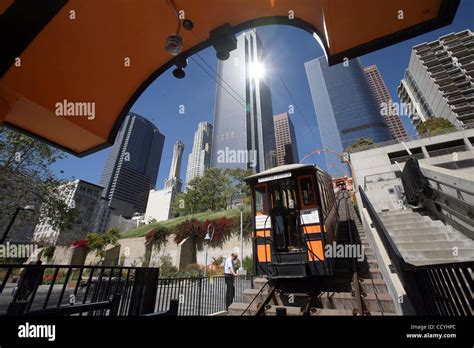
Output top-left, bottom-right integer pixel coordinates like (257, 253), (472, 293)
(360, 186), (473, 316)
(0, 264), (253, 316)
(0, 264), (159, 316)
(154, 275), (253, 316)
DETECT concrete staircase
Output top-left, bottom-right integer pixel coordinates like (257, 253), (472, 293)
(379, 209), (474, 266)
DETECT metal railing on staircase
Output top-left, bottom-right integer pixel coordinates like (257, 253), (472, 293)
(359, 186), (473, 315)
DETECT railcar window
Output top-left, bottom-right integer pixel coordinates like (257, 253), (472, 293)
(255, 185), (267, 213)
(271, 179), (295, 210)
(318, 174), (331, 216)
(299, 176), (316, 208)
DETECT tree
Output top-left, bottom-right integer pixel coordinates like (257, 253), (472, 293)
(0, 126), (79, 240)
(173, 168), (230, 214)
(173, 168), (253, 216)
(418, 117), (455, 136)
(345, 138), (376, 153)
(226, 168), (253, 206)
(86, 228), (121, 263)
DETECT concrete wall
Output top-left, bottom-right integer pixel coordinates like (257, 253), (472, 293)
(357, 193), (414, 315)
(117, 235), (252, 268)
(109, 214), (138, 232)
(27, 246), (89, 265)
(350, 128), (474, 194)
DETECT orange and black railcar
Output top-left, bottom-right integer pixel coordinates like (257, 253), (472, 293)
(245, 164), (338, 279)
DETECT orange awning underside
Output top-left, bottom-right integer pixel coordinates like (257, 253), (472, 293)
(0, 0), (459, 156)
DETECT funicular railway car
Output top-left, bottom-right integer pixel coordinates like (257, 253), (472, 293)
(244, 164), (338, 280)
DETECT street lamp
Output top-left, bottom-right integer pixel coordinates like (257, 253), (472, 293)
(1, 205), (35, 244)
(231, 189), (244, 273)
(204, 223), (215, 277)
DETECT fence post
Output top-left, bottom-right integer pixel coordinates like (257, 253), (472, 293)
(128, 268), (159, 315)
(168, 299), (179, 316)
(197, 277), (202, 316)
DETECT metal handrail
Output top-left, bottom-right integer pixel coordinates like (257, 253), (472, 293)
(359, 185), (474, 315)
(240, 279), (270, 316)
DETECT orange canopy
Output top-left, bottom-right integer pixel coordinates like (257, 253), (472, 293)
(0, 0), (459, 156)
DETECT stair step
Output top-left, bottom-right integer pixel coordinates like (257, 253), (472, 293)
(368, 268), (383, 279)
(406, 258), (474, 266)
(228, 302), (257, 316)
(381, 217), (428, 225)
(402, 248), (474, 261)
(379, 209), (413, 216)
(386, 221), (444, 230)
(357, 278), (388, 293)
(388, 227), (448, 236)
(319, 292), (396, 313)
(396, 240), (474, 251)
(253, 278), (268, 290)
(242, 288), (269, 303)
(392, 232), (471, 243)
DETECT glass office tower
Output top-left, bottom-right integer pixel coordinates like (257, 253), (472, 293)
(211, 29), (276, 173)
(305, 57), (392, 176)
(99, 112), (165, 218)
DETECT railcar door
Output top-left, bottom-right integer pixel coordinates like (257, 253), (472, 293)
(268, 178), (299, 252)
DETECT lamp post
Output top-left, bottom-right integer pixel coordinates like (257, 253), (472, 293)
(1, 205), (35, 244)
(233, 186), (244, 273)
(204, 223), (215, 277)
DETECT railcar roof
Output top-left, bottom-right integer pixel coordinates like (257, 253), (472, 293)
(244, 163), (320, 182)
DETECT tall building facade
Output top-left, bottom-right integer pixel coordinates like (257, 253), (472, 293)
(164, 140), (184, 192)
(99, 113), (165, 218)
(146, 140), (185, 223)
(34, 180), (103, 245)
(364, 65), (409, 141)
(210, 29), (276, 173)
(397, 30), (474, 130)
(273, 112), (299, 166)
(186, 122), (213, 187)
(305, 56), (392, 177)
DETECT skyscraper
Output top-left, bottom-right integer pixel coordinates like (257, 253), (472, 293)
(34, 179), (103, 244)
(305, 57), (392, 176)
(99, 113), (165, 218)
(273, 112), (299, 166)
(210, 29), (276, 173)
(164, 140), (184, 192)
(186, 122), (213, 187)
(146, 140), (184, 222)
(397, 30), (474, 130)
(364, 65), (409, 141)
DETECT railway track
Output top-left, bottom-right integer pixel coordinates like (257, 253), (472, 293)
(229, 192), (398, 316)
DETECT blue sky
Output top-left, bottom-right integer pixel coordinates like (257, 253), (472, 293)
(52, 0), (474, 187)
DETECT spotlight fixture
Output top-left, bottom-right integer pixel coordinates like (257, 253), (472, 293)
(210, 23), (237, 61)
(172, 58), (188, 79)
(165, 34), (183, 56)
(183, 19), (194, 30)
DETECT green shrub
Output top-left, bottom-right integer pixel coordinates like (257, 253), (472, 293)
(43, 245), (56, 260)
(242, 256), (253, 275)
